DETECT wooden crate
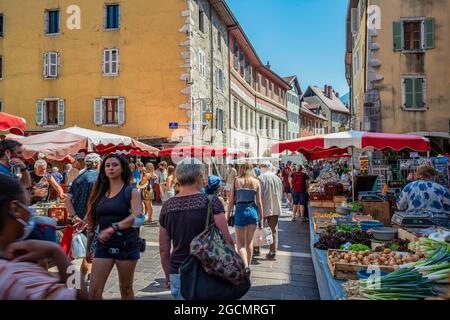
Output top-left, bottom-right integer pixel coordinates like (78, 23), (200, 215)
(362, 201), (391, 226)
(327, 249), (395, 280)
(352, 213), (374, 222)
(310, 200), (323, 207)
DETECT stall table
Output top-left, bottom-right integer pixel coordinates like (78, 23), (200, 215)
(309, 206), (345, 300)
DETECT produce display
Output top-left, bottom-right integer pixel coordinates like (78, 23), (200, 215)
(408, 238), (450, 257)
(314, 226), (372, 250)
(340, 244), (371, 251)
(374, 239), (411, 253)
(328, 248), (422, 268)
(343, 247), (450, 300)
(358, 268), (438, 300)
(312, 211), (342, 219)
(336, 223), (360, 233)
(349, 201), (362, 212)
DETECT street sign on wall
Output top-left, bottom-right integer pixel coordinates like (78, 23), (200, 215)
(169, 122), (179, 129)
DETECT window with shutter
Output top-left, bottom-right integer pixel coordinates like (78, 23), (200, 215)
(199, 10), (205, 33)
(105, 4), (120, 30)
(0, 100), (3, 112)
(239, 51), (245, 77)
(103, 49), (119, 76)
(94, 98), (103, 125)
(393, 21), (403, 51)
(424, 18), (435, 49)
(46, 10), (60, 34)
(57, 99), (65, 125)
(45, 100), (58, 125)
(36, 100), (44, 126)
(403, 77), (425, 109)
(233, 41), (239, 71)
(104, 98), (118, 124)
(118, 97), (125, 125)
(404, 21), (421, 50)
(198, 50), (205, 78)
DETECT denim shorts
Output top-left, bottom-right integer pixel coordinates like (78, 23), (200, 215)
(170, 274), (185, 300)
(234, 203), (258, 228)
(292, 192), (308, 205)
(95, 243), (140, 261)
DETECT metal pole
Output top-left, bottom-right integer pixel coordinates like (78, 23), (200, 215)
(352, 146), (355, 202)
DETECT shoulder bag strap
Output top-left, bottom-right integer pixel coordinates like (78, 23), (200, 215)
(205, 194), (214, 230)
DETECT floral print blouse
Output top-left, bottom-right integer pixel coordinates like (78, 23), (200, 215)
(397, 180), (450, 213)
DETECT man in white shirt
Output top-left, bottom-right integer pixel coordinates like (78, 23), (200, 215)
(256, 162), (283, 260)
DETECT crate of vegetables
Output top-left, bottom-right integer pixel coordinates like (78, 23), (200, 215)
(313, 219), (334, 234)
(327, 249), (420, 280)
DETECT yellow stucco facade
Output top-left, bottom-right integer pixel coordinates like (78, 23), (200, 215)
(370, 0), (450, 136)
(0, 0), (189, 141)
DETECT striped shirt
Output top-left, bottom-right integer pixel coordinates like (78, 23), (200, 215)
(0, 260), (77, 300)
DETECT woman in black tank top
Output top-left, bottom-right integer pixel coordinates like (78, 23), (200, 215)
(86, 154), (143, 300)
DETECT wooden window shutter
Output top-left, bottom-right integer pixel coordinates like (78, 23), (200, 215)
(103, 4), (107, 29)
(404, 78), (414, 108)
(57, 52), (61, 77)
(118, 97), (125, 125)
(57, 99), (65, 125)
(44, 10), (49, 33)
(393, 21), (403, 51)
(36, 100), (44, 125)
(43, 53), (49, 77)
(94, 98), (103, 125)
(115, 49), (120, 74)
(49, 52), (58, 77)
(424, 18), (435, 49)
(117, 5), (121, 29)
(414, 78), (425, 108)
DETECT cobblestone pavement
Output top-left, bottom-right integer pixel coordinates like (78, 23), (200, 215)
(83, 203), (320, 300)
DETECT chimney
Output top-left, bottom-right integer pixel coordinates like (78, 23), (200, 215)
(266, 61), (271, 69)
(324, 84), (328, 95)
(335, 92), (339, 99)
(328, 86), (333, 98)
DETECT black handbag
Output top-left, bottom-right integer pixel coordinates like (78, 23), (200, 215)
(179, 195), (250, 300)
(180, 255), (251, 300)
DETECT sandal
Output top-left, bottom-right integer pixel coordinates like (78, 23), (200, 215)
(266, 252), (276, 260)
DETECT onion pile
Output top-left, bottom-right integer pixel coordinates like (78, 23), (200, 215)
(328, 248), (424, 267)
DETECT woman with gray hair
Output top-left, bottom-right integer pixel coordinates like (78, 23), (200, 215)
(159, 158), (234, 300)
(30, 159), (66, 204)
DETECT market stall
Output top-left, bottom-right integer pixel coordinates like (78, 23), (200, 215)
(308, 203), (449, 300)
(6, 126), (159, 162)
(0, 112), (27, 136)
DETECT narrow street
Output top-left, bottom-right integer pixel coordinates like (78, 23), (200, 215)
(96, 204), (320, 300)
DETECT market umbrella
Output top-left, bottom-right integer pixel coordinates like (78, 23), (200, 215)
(6, 126), (159, 162)
(271, 130), (431, 158)
(0, 112), (27, 136)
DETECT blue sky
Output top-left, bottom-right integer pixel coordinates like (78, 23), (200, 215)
(227, 0), (349, 96)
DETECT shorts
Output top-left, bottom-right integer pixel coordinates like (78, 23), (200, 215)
(234, 203), (258, 227)
(283, 185), (291, 193)
(292, 192), (308, 206)
(95, 243), (140, 261)
(170, 274), (184, 300)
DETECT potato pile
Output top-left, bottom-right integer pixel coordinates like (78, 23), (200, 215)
(328, 248), (425, 267)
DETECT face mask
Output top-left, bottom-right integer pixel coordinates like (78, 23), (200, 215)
(13, 206), (37, 241)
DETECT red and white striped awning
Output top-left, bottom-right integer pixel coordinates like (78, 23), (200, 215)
(271, 130), (431, 160)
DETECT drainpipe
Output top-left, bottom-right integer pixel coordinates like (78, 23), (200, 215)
(208, 1), (214, 146)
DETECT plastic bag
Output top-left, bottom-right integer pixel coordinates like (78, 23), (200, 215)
(263, 227), (274, 246)
(60, 225), (74, 260)
(71, 232), (87, 259)
(253, 228), (264, 247)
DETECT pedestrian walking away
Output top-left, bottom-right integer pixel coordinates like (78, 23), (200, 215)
(256, 162), (283, 260)
(226, 162), (263, 270)
(289, 166), (309, 222)
(85, 154), (144, 300)
(159, 158), (234, 300)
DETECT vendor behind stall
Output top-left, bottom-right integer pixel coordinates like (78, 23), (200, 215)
(30, 160), (66, 204)
(397, 164), (450, 214)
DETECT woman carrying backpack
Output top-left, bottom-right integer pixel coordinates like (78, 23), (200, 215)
(85, 154), (143, 300)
